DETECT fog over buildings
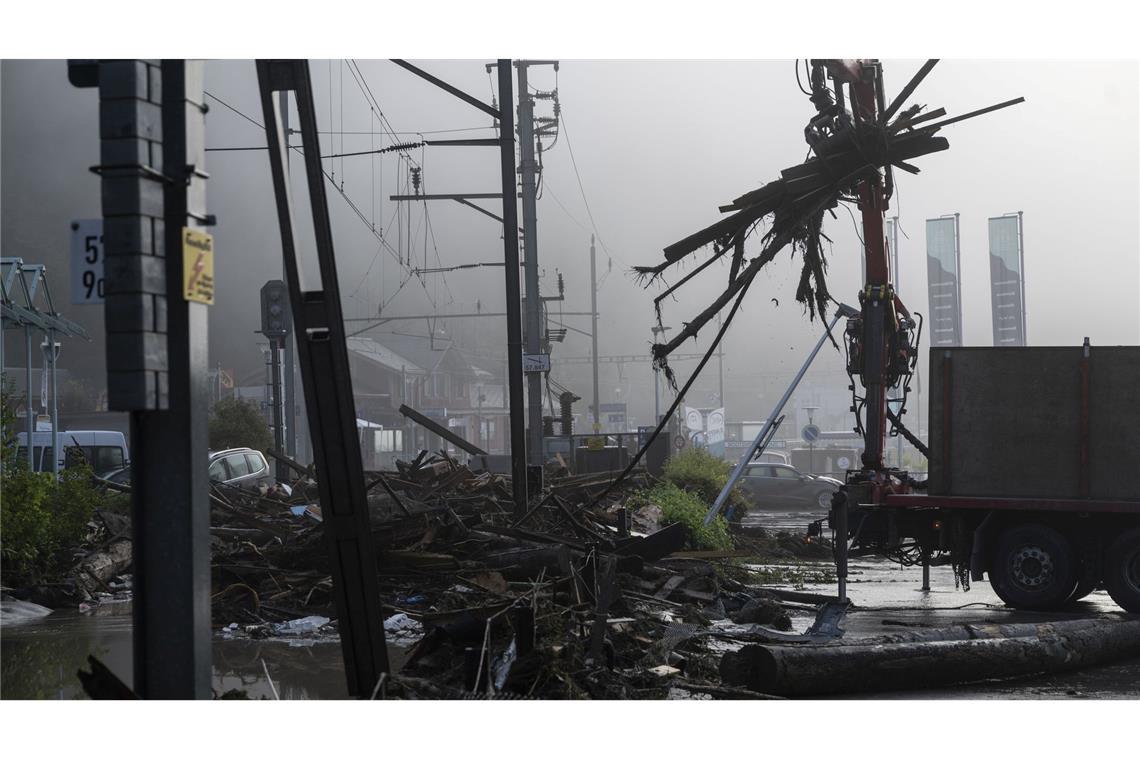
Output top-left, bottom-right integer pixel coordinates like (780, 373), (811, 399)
(3, 59), (1137, 432)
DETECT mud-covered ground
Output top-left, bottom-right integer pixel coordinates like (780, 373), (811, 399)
(3, 506), (1136, 700)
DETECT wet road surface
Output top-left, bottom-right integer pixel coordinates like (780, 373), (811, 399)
(744, 508), (1140, 699)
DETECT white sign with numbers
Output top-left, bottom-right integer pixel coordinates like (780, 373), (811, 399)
(522, 353), (550, 373)
(70, 218), (105, 304)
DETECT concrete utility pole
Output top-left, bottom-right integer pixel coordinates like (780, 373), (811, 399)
(516, 61), (544, 467)
(390, 58), (528, 514)
(71, 58), (213, 698)
(590, 235), (600, 433)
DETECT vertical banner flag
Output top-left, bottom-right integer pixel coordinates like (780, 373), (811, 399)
(988, 213), (1026, 346)
(706, 407), (725, 458)
(926, 216), (962, 346)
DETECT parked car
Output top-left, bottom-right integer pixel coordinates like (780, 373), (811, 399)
(738, 462), (841, 510)
(101, 448), (275, 493)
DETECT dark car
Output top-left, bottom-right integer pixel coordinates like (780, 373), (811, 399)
(738, 462), (841, 510)
(101, 448), (274, 492)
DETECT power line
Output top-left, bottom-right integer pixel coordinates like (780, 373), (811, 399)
(347, 59), (417, 169)
(204, 91), (265, 131)
(558, 108), (629, 269)
(202, 88), (416, 285)
(311, 126), (495, 136)
(541, 178), (591, 234)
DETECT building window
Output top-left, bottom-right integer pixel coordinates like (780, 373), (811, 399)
(373, 429), (403, 453)
(431, 373), (448, 398)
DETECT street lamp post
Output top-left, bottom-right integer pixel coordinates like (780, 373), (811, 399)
(804, 405), (819, 475)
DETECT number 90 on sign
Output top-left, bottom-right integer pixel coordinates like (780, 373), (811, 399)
(70, 219), (105, 305)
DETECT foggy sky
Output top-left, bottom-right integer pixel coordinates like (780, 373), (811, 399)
(3, 59), (1137, 428)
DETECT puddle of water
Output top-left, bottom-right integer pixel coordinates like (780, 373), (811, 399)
(0, 610), (412, 700)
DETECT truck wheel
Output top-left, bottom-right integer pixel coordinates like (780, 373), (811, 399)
(1103, 528), (1140, 613)
(989, 523), (1078, 610)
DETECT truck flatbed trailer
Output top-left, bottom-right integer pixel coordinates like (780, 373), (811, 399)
(831, 344), (1140, 614)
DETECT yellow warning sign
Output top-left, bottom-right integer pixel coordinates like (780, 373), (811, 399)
(182, 228), (215, 305)
(586, 436), (604, 451)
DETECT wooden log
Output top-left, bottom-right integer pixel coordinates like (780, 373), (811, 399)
(862, 617), (1113, 645)
(763, 589), (840, 605)
(720, 619), (1140, 696)
(614, 522), (687, 562)
(398, 404), (488, 456)
(481, 545), (573, 580)
(267, 448), (314, 478)
(586, 555), (618, 663)
(73, 538), (133, 596)
(654, 575), (686, 600)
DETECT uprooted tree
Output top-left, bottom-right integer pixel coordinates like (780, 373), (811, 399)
(636, 59), (1022, 386)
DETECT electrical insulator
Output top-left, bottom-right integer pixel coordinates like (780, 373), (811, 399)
(559, 391), (578, 436)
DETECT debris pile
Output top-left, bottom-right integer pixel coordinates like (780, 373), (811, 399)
(29, 446), (1140, 700)
(69, 448), (836, 698)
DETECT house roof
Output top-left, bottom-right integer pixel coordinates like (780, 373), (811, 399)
(345, 336), (425, 375)
(362, 332), (482, 378)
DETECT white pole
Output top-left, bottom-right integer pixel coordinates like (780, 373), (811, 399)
(703, 305), (856, 526)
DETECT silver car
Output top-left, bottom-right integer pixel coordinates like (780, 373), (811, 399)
(738, 463), (842, 510)
(100, 447), (275, 493)
(208, 448), (274, 491)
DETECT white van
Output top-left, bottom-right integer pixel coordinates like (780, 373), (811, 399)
(14, 430), (130, 476)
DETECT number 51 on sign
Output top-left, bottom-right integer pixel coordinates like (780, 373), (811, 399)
(70, 219), (104, 304)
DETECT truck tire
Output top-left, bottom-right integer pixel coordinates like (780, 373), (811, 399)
(1103, 527), (1140, 613)
(989, 523), (1078, 610)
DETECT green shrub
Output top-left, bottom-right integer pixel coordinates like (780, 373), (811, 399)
(629, 481), (733, 552)
(662, 446), (748, 514)
(1, 378), (20, 473)
(1, 463), (107, 585)
(209, 398), (273, 454)
(0, 466), (57, 580)
(1, 381), (106, 584)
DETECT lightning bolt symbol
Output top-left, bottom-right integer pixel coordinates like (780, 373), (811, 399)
(188, 252), (205, 291)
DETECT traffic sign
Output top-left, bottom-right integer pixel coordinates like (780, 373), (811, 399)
(70, 219), (104, 304)
(802, 424), (821, 443)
